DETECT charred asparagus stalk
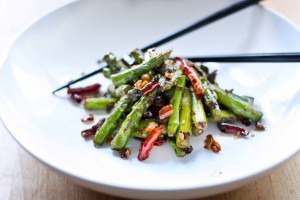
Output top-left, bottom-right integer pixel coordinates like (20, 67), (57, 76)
(103, 52), (128, 74)
(93, 95), (130, 146)
(111, 50), (172, 86)
(110, 89), (158, 150)
(194, 65), (234, 122)
(212, 85), (263, 121)
(176, 87), (192, 148)
(190, 87), (207, 134)
(93, 87), (141, 145)
(168, 139), (193, 157)
(167, 75), (186, 136)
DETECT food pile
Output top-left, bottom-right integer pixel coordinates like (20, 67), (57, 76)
(67, 49), (265, 161)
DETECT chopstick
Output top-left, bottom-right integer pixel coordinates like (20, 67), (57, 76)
(52, 0), (260, 94)
(184, 52), (300, 63)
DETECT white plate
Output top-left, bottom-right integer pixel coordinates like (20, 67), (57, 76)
(1, 0), (300, 199)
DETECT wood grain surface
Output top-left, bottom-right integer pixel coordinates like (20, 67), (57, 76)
(0, 0), (300, 199)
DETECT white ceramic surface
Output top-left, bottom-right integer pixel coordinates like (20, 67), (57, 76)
(0, 0), (300, 199)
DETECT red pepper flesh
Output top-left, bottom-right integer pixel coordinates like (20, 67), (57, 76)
(158, 104), (173, 120)
(142, 81), (159, 96)
(67, 83), (101, 95)
(138, 125), (165, 161)
(217, 122), (249, 136)
(175, 57), (204, 99)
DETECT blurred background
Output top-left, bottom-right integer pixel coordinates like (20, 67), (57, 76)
(0, 0), (299, 58)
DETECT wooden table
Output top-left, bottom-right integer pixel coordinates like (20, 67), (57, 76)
(0, 0), (299, 199)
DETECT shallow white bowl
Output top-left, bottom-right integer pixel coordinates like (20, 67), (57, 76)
(0, 0), (300, 199)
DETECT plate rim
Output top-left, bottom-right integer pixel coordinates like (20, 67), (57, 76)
(0, 0), (300, 198)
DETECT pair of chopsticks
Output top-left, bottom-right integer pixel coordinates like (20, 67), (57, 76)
(53, 0), (298, 94)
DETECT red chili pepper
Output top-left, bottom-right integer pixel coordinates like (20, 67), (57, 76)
(175, 57), (204, 99)
(217, 122), (249, 136)
(81, 118), (105, 138)
(142, 81), (159, 96)
(158, 104), (173, 120)
(138, 125), (165, 161)
(67, 83), (101, 95)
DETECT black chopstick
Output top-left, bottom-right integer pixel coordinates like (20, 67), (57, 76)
(52, 0), (260, 94)
(185, 52), (300, 63)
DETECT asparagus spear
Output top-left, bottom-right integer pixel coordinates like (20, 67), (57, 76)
(167, 75), (186, 136)
(218, 110), (237, 122)
(190, 87), (207, 134)
(168, 139), (193, 157)
(107, 84), (116, 96)
(130, 49), (144, 64)
(110, 89), (158, 150)
(202, 82), (236, 122)
(176, 87), (192, 148)
(114, 84), (132, 98)
(93, 95), (130, 145)
(103, 52), (128, 73)
(84, 97), (117, 110)
(102, 68), (112, 78)
(201, 76), (223, 122)
(231, 93), (254, 105)
(93, 87), (141, 145)
(193, 65), (229, 122)
(212, 85), (263, 121)
(111, 50), (172, 86)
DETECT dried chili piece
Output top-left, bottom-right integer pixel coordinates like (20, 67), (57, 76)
(142, 81), (159, 96)
(81, 118), (105, 138)
(175, 57), (204, 99)
(138, 125), (165, 161)
(158, 104), (173, 120)
(217, 122), (249, 136)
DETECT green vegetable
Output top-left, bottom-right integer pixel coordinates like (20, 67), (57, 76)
(111, 50), (172, 86)
(176, 87), (192, 148)
(213, 85), (263, 121)
(168, 139), (186, 157)
(110, 89), (158, 150)
(190, 87), (207, 134)
(93, 95), (129, 146)
(84, 97), (117, 110)
(167, 75), (186, 136)
(114, 84), (132, 98)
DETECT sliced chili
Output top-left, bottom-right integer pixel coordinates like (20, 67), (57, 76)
(81, 118), (105, 138)
(158, 104), (173, 120)
(67, 83), (101, 95)
(175, 57), (204, 99)
(142, 81), (159, 96)
(138, 125), (165, 161)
